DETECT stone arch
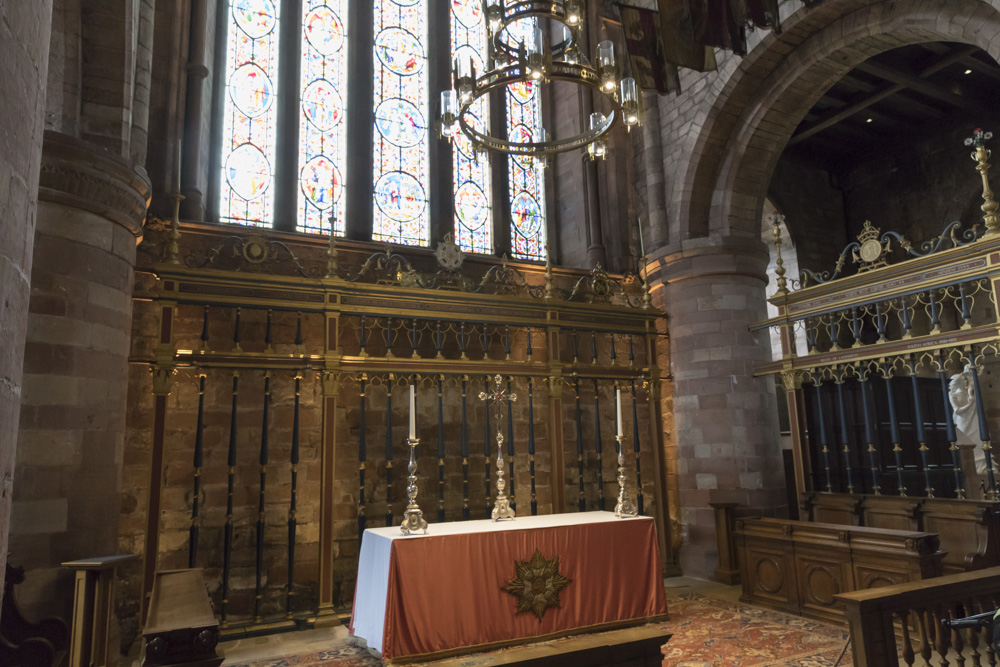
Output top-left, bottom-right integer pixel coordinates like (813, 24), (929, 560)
(678, 0), (1000, 244)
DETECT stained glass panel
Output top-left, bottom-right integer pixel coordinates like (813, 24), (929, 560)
(297, 1), (349, 234)
(219, 0), (280, 226)
(372, 0), (430, 246)
(506, 19), (547, 261)
(451, 0), (492, 254)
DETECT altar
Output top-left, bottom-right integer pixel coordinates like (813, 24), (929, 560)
(349, 511), (668, 662)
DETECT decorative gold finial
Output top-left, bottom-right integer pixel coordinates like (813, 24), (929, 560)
(770, 212), (788, 295)
(325, 231), (339, 279)
(163, 191), (184, 265)
(965, 128), (999, 239)
(544, 244), (555, 299)
(637, 216), (652, 309)
(164, 139), (184, 265)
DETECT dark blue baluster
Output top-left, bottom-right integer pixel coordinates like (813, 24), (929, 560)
(883, 367), (906, 496)
(506, 378), (515, 511)
(254, 372), (270, 623)
(630, 379), (644, 514)
(875, 303), (887, 343)
(851, 308), (862, 347)
(827, 316), (841, 351)
(360, 315), (368, 357)
(461, 375), (469, 519)
(835, 378), (854, 493)
(858, 373), (881, 495)
(959, 283), (972, 329)
(901, 298), (913, 339)
(937, 352), (964, 498)
(484, 375), (492, 518)
(813, 381), (833, 492)
(288, 372), (301, 615)
(265, 309), (273, 350)
(437, 375), (445, 522)
(594, 379), (605, 510)
(357, 374), (366, 542)
(929, 291), (941, 334)
(909, 360), (933, 497)
(233, 307), (242, 351)
(220, 371), (239, 627)
(385, 375), (394, 525)
(528, 377), (537, 515)
(200, 305), (210, 349)
(575, 378), (585, 511)
(188, 373), (206, 568)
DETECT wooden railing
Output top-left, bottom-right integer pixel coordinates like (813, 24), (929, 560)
(836, 566), (1000, 666)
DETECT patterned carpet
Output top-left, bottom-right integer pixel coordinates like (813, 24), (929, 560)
(223, 591), (852, 667)
(660, 592), (851, 667)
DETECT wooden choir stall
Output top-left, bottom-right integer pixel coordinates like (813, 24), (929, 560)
(739, 131), (1000, 656)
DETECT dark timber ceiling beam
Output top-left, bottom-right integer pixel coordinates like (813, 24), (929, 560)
(854, 60), (988, 114)
(789, 45), (981, 147)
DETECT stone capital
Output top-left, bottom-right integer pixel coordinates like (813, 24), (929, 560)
(38, 131), (151, 239)
(645, 236), (770, 286)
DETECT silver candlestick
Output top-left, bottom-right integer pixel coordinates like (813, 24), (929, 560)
(400, 437), (428, 535)
(614, 435), (638, 518)
(479, 374), (517, 521)
(492, 430), (515, 521)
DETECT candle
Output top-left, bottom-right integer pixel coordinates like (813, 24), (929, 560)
(615, 387), (623, 437)
(409, 384), (416, 439)
(176, 136), (182, 194)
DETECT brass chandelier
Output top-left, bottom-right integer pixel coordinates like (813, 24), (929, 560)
(438, 0), (643, 163)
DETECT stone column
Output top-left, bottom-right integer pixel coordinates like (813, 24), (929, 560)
(0, 0), (54, 596)
(9, 131), (150, 619)
(647, 238), (786, 579)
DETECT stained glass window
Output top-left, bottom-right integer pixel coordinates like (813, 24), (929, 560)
(297, 1), (348, 235)
(219, 0), (281, 226)
(372, 0), (430, 247)
(506, 20), (547, 261)
(450, 1), (492, 254)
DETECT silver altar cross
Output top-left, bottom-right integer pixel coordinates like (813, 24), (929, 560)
(479, 374), (516, 521)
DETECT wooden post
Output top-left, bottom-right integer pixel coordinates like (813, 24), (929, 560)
(63, 555), (136, 667)
(141, 299), (176, 625)
(710, 502), (741, 584)
(317, 370), (340, 627)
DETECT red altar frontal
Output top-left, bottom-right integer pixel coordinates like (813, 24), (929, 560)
(349, 511), (668, 662)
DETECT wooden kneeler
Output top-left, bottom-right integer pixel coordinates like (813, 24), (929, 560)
(142, 570), (223, 667)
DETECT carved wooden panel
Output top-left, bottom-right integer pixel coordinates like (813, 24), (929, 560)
(736, 518), (943, 622)
(795, 553), (851, 622)
(745, 546), (794, 606)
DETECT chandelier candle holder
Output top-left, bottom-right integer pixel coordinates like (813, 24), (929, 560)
(479, 374), (517, 521)
(401, 384), (428, 535)
(614, 387), (638, 518)
(438, 0), (642, 163)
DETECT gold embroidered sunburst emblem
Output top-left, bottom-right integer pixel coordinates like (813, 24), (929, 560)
(501, 549), (572, 621)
